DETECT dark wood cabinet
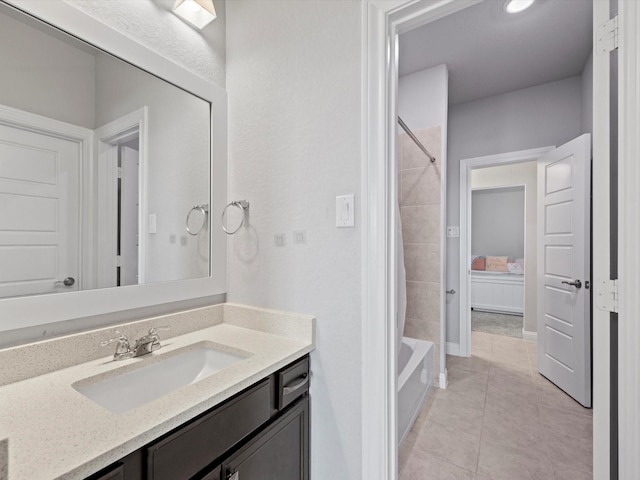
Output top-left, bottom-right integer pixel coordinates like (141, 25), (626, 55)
(84, 355), (309, 480)
(221, 396), (309, 480)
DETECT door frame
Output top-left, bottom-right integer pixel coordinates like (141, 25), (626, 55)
(362, 1), (483, 479)
(94, 107), (148, 287)
(0, 103), (93, 290)
(616, 1), (640, 477)
(458, 146), (552, 357)
(362, 0), (628, 478)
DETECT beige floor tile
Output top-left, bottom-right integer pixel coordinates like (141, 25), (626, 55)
(540, 407), (592, 474)
(399, 332), (593, 479)
(425, 389), (485, 437)
(483, 402), (544, 436)
(481, 410), (546, 450)
(447, 354), (492, 374)
(487, 369), (536, 397)
(399, 449), (475, 480)
(533, 374), (593, 417)
(447, 368), (489, 398)
(484, 388), (540, 418)
(476, 438), (554, 480)
(413, 419), (481, 471)
(552, 465), (593, 480)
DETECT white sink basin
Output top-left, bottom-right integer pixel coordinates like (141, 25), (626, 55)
(74, 344), (250, 414)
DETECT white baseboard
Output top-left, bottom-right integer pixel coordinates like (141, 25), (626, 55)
(522, 330), (537, 343)
(439, 369), (448, 389)
(446, 342), (461, 356)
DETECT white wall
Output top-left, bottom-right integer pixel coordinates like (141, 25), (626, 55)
(582, 53), (594, 135)
(63, 0), (226, 90)
(399, 65), (448, 131)
(0, 9), (95, 128)
(95, 54), (210, 284)
(447, 76), (583, 345)
(226, 1), (363, 479)
(471, 186), (525, 259)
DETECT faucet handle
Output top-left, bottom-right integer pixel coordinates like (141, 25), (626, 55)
(100, 332), (129, 347)
(148, 326), (170, 336)
(100, 331), (132, 360)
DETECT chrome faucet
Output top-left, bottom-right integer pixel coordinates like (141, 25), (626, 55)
(100, 327), (170, 361)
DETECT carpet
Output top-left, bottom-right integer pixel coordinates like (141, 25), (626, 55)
(471, 310), (523, 338)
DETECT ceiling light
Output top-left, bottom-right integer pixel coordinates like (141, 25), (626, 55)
(173, 0), (217, 29)
(504, 0), (535, 14)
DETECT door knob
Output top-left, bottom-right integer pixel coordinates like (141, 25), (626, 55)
(561, 279), (582, 289)
(55, 277), (75, 287)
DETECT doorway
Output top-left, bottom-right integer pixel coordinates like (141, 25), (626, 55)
(470, 184), (526, 339)
(361, 0), (610, 479)
(94, 107), (147, 288)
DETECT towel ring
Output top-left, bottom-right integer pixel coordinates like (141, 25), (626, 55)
(186, 204), (209, 235)
(222, 200), (250, 235)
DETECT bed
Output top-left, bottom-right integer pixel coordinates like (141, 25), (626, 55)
(470, 256), (524, 315)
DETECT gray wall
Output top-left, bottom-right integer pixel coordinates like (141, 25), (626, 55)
(0, 10), (96, 128)
(446, 76), (585, 345)
(95, 54), (210, 284)
(471, 187), (525, 259)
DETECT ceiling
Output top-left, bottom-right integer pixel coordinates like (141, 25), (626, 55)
(398, 0), (593, 106)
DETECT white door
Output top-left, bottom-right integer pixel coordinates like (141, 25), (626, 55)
(0, 123), (80, 298)
(537, 134), (591, 407)
(119, 145), (139, 286)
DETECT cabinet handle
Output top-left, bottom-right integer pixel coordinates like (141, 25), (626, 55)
(283, 374), (309, 396)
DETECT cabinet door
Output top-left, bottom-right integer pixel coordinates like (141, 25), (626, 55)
(222, 397), (309, 480)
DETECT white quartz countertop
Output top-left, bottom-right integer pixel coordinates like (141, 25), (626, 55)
(0, 303), (315, 480)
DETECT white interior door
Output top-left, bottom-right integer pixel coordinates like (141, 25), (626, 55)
(119, 145), (139, 286)
(537, 133), (591, 407)
(0, 123), (80, 298)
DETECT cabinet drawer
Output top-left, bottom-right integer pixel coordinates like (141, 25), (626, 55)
(146, 379), (271, 480)
(278, 356), (309, 410)
(90, 463), (124, 480)
(222, 396), (309, 480)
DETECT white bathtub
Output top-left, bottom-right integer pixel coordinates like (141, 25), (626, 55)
(398, 336), (434, 445)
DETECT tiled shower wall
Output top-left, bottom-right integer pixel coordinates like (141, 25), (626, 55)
(399, 126), (442, 376)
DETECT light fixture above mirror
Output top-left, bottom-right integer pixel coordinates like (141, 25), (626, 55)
(173, 0), (217, 29)
(504, 0), (535, 14)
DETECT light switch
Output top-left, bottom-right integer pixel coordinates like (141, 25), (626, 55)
(446, 226), (460, 238)
(336, 194), (355, 228)
(148, 214), (157, 234)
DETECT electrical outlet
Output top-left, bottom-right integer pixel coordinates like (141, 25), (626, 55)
(293, 230), (307, 245)
(180, 235), (187, 246)
(446, 226), (460, 238)
(274, 233), (286, 247)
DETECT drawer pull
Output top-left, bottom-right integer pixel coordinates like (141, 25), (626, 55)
(283, 374), (309, 396)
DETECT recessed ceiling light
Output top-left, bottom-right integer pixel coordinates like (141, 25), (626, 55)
(504, 0), (535, 14)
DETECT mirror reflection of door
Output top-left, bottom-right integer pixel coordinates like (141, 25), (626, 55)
(118, 142), (139, 286)
(0, 118), (82, 298)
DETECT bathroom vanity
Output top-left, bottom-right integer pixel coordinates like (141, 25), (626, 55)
(0, 304), (315, 480)
(88, 355), (309, 480)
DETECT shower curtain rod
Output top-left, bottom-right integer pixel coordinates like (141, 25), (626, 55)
(398, 116), (436, 163)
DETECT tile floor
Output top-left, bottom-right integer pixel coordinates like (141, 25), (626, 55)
(399, 331), (593, 480)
